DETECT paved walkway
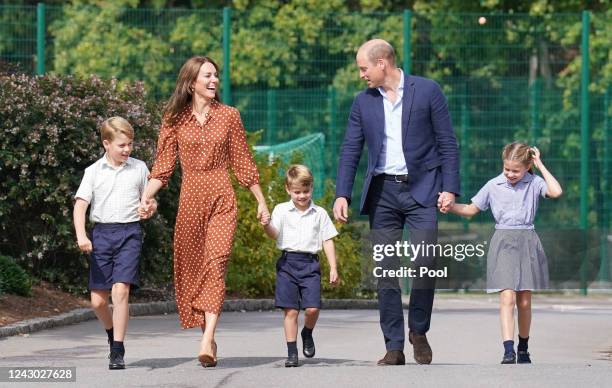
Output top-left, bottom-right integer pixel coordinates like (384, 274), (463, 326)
(1, 295), (611, 388)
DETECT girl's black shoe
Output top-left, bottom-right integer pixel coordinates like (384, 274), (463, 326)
(517, 350), (531, 364)
(501, 350), (516, 364)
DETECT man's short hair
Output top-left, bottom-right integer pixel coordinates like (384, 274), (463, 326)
(366, 41), (396, 66)
(285, 164), (314, 188)
(100, 116), (134, 142)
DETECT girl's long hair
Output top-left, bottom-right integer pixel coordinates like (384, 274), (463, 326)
(163, 56), (221, 126)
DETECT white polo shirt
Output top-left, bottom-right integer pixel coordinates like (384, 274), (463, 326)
(75, 155), (149, 223)
(271, 200), (339, 254)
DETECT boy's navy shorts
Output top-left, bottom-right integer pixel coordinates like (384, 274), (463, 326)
(90, 222), (142, 290)
(275, 251), (321, 310)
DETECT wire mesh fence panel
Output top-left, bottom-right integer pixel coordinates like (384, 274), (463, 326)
(1, 5), (610, 289)
(0, 5), (37, 73)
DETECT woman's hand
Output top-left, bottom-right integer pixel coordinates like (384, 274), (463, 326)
(139, 198), (158, 219)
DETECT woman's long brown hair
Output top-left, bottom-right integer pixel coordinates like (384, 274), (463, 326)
(163, 56), (221, 126)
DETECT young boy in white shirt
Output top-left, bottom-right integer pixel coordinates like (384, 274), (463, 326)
(262, 164), (339, 367)
(73, 116), (156, 370)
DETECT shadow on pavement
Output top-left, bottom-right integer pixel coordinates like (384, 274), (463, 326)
(128, 357), (195, 369)
(128, 357), (374, 369)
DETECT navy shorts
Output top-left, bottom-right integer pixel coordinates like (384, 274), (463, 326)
(90, 222), (142, 290)
(275, 251), (321, 310)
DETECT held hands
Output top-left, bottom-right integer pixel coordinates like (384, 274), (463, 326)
(257, 202), (270, 226)
(437, 191), (456, 214)
(333, 197), (349, 223)
(139, 197), (158, 220)
(329, 268), (339, 286)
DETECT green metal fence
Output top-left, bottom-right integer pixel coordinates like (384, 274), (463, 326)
(1, 4), (610, 291)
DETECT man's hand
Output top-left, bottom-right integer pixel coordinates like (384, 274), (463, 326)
(333, 197), (349, 223)
(437, 192), (456, 214)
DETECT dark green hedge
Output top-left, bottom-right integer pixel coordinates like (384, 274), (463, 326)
(0, 255), (32, 296)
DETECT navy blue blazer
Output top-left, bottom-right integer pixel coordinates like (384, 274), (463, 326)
(336, 74), (460, 215)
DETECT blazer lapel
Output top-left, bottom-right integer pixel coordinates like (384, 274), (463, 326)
(372, 91), (385, 137)
(401, 75), (415, 145)
(372, 91), (385, 157)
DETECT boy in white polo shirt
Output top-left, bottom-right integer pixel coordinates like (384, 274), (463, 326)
(262, 164), (339, 367)
(73, 116), (156, 370)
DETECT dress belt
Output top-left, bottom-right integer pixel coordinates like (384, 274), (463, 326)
(378, 173), (410, 182)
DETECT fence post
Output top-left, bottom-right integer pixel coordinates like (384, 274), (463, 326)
(460, 84), (470, 232)
(530, 78), (541, 143)
(36, 2), (45, 75)
(402, 8), (411, 295)
(403, 10), (412, 75)
(328, 86), (337, 179)
(599, 87), (610, 283)
(222, 7), (232, 105)
(266, 89), (277, 145)
(579, 10), (590, 295)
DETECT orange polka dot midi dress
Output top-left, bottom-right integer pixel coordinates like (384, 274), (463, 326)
(150, 101), (259, 329)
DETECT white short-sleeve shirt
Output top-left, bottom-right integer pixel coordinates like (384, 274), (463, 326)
(75, 155), (149, 223)
(271, 200), (339, 254)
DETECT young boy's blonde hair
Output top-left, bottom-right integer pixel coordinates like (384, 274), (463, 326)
(285, 164), (314, 188)
(100, 116), (134, 142)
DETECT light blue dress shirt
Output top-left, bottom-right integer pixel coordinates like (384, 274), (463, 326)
(471, 172), (548, 230)
(374, 70), (408, 175)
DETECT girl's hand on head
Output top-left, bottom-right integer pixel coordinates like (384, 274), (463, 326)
(530, 146), (541, 163)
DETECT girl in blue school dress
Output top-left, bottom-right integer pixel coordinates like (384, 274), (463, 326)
(445, 142), (562, 364)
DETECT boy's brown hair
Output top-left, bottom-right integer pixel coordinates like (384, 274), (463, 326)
(100, 116), (134, 142)
(285, 164), (314, 188)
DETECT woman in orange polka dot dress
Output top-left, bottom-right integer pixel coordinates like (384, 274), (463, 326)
(141, 56), (270, 367)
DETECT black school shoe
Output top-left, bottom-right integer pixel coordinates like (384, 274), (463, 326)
(517, 350), (532, 364)
(301, 330), (315, 358)
(501, 350), (516, 364)
(109, 350), (126, 370)
(285, 354), (299, 367)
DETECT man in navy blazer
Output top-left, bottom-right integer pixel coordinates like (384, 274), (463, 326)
(333, 39), (460, 365)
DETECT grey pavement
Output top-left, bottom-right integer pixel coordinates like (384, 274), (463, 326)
(1, 295), (611, 388)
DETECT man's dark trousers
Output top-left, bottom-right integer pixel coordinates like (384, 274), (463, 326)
(368, 175), (437, 352)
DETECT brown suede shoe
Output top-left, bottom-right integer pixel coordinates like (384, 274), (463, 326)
(409, 332), (432, 364)
(376, 350), (406, 366)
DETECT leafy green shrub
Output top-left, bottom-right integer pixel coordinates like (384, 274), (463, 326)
(0, 255), (32, 296)
(0, 73), (174, 291)
(227, 137), (366, 298)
